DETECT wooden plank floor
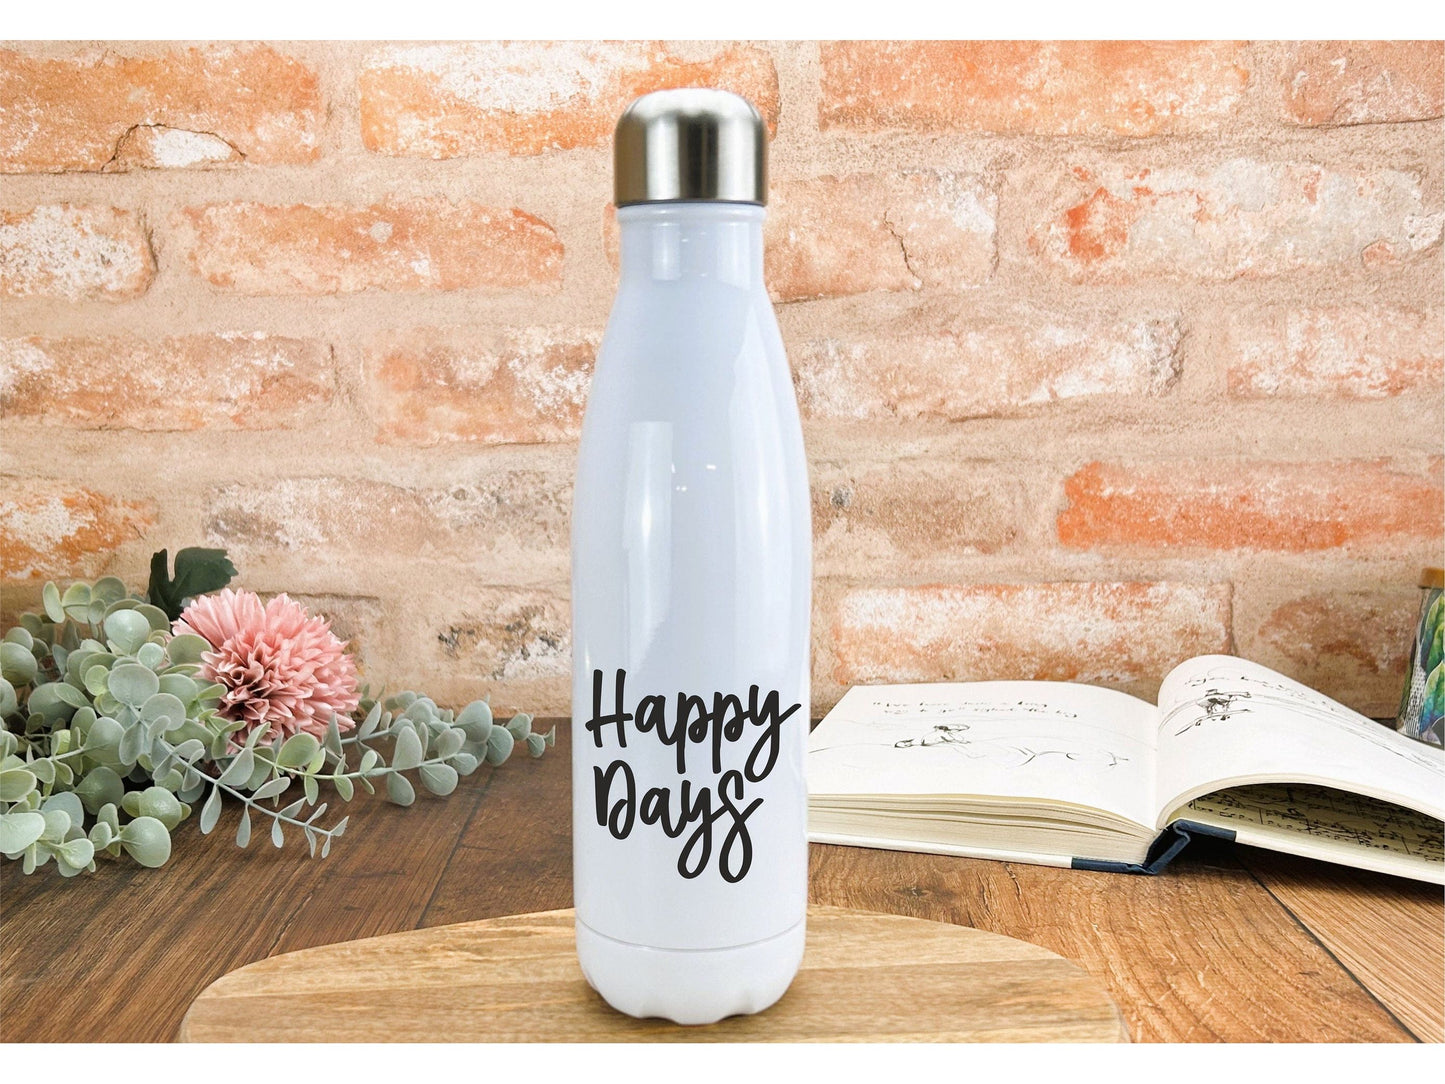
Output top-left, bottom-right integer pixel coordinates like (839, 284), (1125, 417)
(2, 721), (1440, 1043)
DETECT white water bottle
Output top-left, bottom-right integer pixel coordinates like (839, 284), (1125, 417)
(570, 89), (810, 1025)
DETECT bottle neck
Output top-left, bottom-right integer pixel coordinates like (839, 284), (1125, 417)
(617, 202), (766, 288)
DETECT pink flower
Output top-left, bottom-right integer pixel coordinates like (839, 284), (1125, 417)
(173, 588), (359, 742)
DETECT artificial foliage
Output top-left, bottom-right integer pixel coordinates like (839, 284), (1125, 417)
(0, 551), (552, 878)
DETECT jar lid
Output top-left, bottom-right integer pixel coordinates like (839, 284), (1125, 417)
(614, 88), (767, 207)
(1422, 568), (1444, 590)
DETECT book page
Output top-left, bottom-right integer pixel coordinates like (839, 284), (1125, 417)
(807, 681), (1158, 829)
(1153, 655), (1445, 828)
(1184, 784), (1443, 883)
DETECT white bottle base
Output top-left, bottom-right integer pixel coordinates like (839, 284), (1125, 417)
(575, 915), (806, 1026)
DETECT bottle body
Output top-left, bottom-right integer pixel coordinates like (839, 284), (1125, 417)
(571, 203), (810, 1024)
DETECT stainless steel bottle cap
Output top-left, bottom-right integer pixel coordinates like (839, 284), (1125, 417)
(614, 88), (767, 207)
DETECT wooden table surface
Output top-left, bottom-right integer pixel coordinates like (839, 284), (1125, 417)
(3, 720), (1441, 1043)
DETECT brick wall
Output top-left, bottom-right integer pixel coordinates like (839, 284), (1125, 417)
(1, 41), (1441, 718)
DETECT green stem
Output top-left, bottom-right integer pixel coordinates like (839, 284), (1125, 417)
(207, 774), (341, 836)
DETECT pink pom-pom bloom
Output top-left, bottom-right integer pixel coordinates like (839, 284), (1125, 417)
(173, 588), (359, 742)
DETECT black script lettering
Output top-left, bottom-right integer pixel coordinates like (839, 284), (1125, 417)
(743, 685), (799, 782)
(593, 760), (635, 838)
(710, 692), (745, 773)
(586, 669), (632, 749)
(717, 769), (764, 883)
(583, 668), (803, 882)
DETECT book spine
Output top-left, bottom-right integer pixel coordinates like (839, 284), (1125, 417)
(1070, 820), (1237, 875)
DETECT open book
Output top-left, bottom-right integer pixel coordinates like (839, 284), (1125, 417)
(808, 656), (1444, 884)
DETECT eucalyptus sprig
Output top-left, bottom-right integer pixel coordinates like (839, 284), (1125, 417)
(0, 559), (551, 879)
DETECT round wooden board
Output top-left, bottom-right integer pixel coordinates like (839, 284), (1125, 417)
(179, 905), (1128, 1042)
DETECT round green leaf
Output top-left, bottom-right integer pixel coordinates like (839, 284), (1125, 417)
(102, 610), (151, 655)
(166, 634), (210, 666)
(117, 720), (147, 766)
(141, 692), (187, 737)
(277, 732), (321, 769)
(419, 763), (458, 796)
(83, 663), (113, 696)
(215, 748), (255, 787)
(25, 683), (80, 722)
(391, 727), (423, 772)
(198, 786), (222, 834)
(4, 627), (34, 649)
(42, 582), (64, 623)
(484, 725), (515, 766)
(85, 715), (124, 750)
(435, 727), (466, 759)
(56, 836), (95, 871)
(107, 663), (159, 707)
(157, 673), (199, 704)
(0, 642), (37, 686)
(135, 787), (185, 831)
(456, 700), (493, 741)
(51, 682), (89, 709)
(60, 581), (92, 619)
(64, 648), (97, 686)
(136, 604), (171, 633)
(40, 807), (71, 840)
(118, 816), (171, 868)
(137, 642), (165, 670)
(386, 772), (415, 807)
(70, 705), (96, 736)
(1, 810), (47, 855)
(91, 576), (127, 606)
(41, 791), (85, 827)
(74, 765), (125, 813)
(0, 678), (17, 718)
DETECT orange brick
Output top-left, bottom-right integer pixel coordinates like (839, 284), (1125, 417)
(768, 172), (995, 301)
(366, 327), (598, 445)
(820, 41), (1250, 136)
(435, 589), (570, 681)
(174, 199), (563, 295)
(360, 41), (778, 157)
(603, 171), (996, 300)
(1250, 590), (1419, 716)
(0, 334), (334, 430)
(0, 205), (154, 300)
(814, 462), (1028, 572)
(1225, 307), (1444, 398)
(0, 44), (321, 172)
(0, 481), (155, 580)
(1282, 41), (1445, 126)
(813, 462), (1021, 573)
(110, 125), (244, 170)
(1032, 161), (1443, 281)
(1058, 459), (1444, 552)
(205, 473), (572, 570)
(794, 315), (1179, 420)
(830, 582), (1232, 694)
